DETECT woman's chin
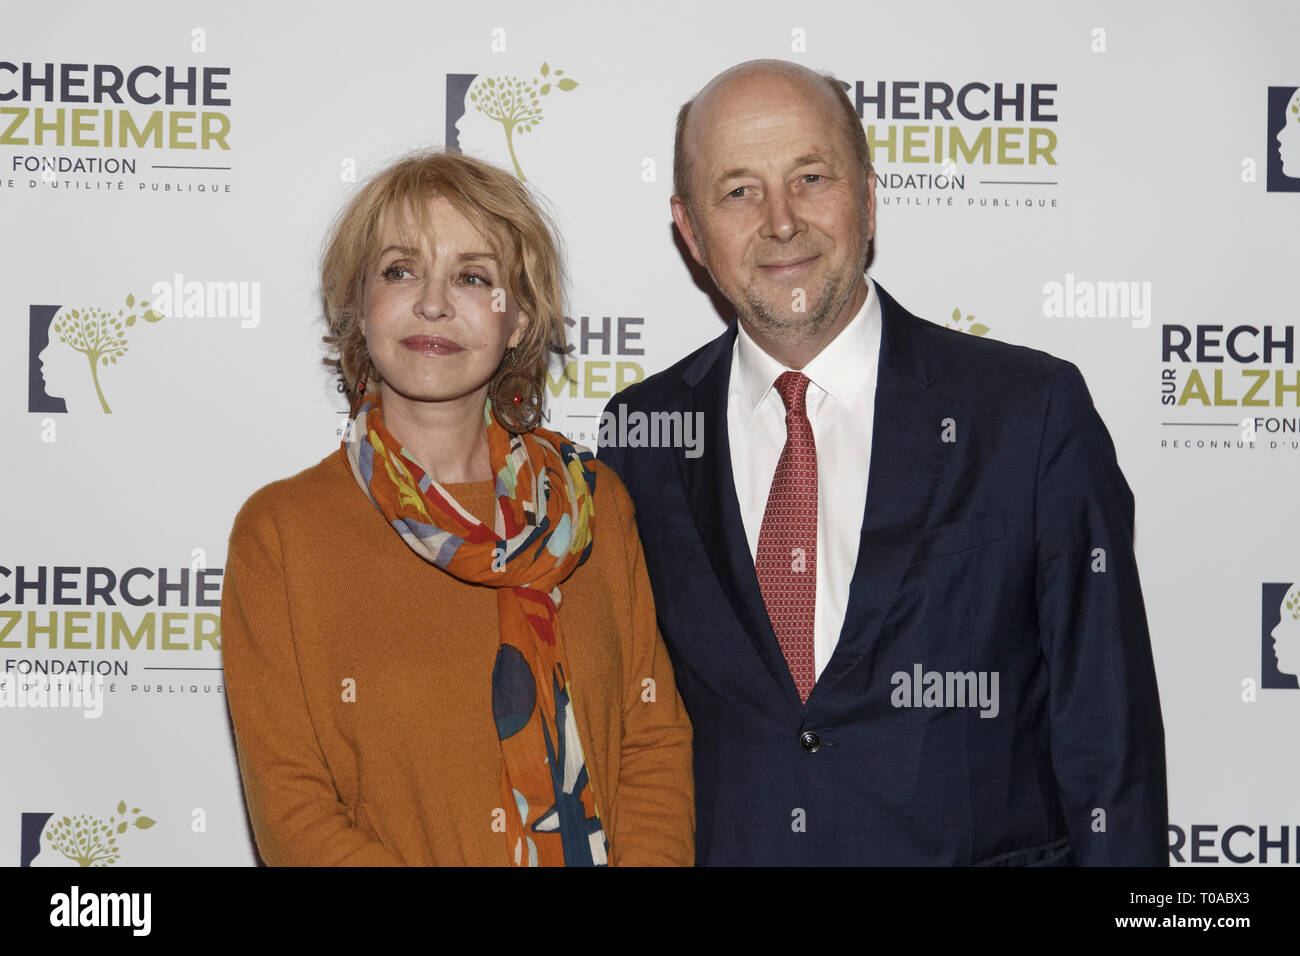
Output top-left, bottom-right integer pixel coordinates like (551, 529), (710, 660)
(379, 379), (490, 409)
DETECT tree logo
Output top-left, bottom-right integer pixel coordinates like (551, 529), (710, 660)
(948, 307), (991, 337)
(22, 801), (157, 867)
(461, 63), (579, 181)
(32, 293), (165, 414)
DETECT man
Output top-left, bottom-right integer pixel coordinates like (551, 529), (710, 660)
(597, 59), (1168, 865)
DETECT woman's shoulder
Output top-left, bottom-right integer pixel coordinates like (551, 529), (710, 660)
(585, 456), (646, 581)
(588, 456), (636, 527)
(228, 448), (354, 545)
(540, 428), (635, 528)
(589, 456), (626, 499)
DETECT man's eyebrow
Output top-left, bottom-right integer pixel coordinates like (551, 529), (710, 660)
(715, 154), (833, 183)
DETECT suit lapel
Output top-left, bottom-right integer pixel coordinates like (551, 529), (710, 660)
(673, 325), (804, 712)
(808, 284), (948, 706)
(670, 283), (948, 711)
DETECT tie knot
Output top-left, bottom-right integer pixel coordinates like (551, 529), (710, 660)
(773, 370), (810, 416)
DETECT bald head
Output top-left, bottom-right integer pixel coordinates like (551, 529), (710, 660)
(666, 58), (877, 369)
(673, 59), (871, 214)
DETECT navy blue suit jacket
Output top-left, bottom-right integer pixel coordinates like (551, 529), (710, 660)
(597, 282), (1168, 865)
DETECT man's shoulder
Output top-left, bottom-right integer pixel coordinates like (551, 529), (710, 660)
(608, 324), (734, 412)
(883, 293), (1076, 400)
(608, 287), (1085, 409)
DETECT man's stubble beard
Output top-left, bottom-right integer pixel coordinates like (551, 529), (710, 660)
(741, 268), (852, 347)
(701, 250), (866, 354)
(692, 209), (872, 355)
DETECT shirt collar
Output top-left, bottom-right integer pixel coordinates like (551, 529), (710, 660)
(734, 276), (882, 412)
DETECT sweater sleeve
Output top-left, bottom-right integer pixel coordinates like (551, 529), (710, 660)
(599, 466), (696, 866)
(221, 493), (405, 866)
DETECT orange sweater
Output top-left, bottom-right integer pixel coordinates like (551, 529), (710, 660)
(220, 446), (694, 865)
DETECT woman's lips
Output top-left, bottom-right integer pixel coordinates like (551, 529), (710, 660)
(401, 335), (463, 355)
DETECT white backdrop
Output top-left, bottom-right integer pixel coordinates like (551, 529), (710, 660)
(3, 0), (1297, 866)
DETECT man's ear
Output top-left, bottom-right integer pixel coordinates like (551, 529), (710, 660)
(670, 195), (708, 269)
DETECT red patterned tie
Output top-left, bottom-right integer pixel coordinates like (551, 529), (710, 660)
(755, 371), (817, 704)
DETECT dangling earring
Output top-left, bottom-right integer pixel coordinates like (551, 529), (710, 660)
(489, 346), (542, 433)
(349, 359), (373, 418)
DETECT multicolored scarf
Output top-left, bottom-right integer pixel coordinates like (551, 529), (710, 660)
(342, 389), (608, 866)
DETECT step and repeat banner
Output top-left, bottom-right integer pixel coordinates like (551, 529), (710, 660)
(2, 0), (1297, 866)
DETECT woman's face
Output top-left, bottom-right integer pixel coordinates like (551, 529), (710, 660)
(362, 195), (526, 408)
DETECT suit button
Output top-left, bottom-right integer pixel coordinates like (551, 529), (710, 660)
(799, 731), (820, 753)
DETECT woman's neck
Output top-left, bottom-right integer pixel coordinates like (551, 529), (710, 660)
(376, 382), (493, 483)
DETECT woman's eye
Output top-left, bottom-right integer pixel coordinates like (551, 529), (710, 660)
(460, 272), (490, 286)
(381, 265), (411, 281)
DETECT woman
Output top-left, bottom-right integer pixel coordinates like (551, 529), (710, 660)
(220, 150), (694, 866)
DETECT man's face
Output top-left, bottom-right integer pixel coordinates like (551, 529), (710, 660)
(672, 72), (875, 344)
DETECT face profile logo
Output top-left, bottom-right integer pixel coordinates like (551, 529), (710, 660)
(1262, 582), (1300, 689)
(1267, 86), (1300, 192)
(446, 63), (579, 181)
(28, 293), (165, 414)
(20, 801), (157, 866)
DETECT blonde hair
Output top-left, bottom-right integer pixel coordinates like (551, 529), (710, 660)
(321, 149), (567, 406)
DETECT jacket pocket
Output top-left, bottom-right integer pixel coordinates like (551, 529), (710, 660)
(909, 510), (1006, 565)
(973, 835), (1073, 867)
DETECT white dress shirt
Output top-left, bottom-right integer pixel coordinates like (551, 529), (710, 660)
(727, 277), (883, 680)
